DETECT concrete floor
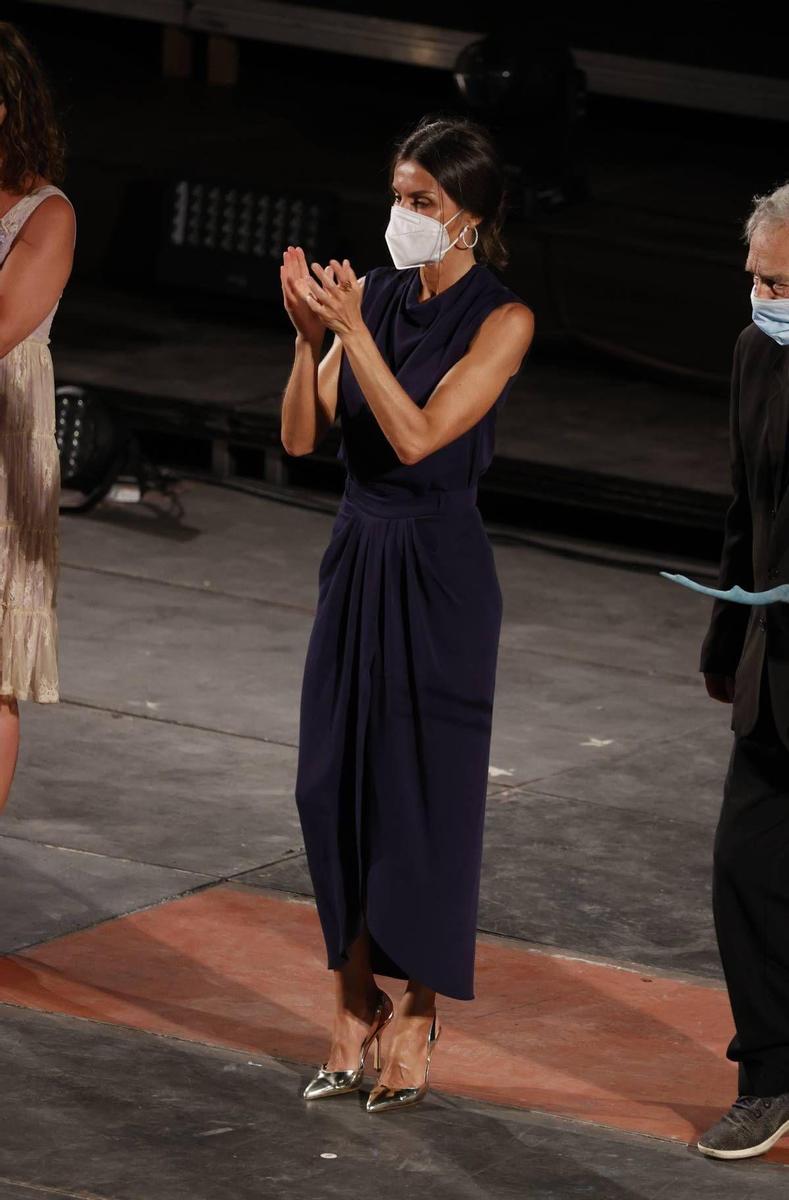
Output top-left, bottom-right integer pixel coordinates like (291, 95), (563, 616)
(10, 480), (728, 967)
(0, 479), (781, 1198)
(1, 1004), (786, 1200)
(2, 1004), (785, 1200)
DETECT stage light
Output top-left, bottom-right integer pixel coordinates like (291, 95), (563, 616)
(56, 384), (131, 513)
(157, 177), (339, 300)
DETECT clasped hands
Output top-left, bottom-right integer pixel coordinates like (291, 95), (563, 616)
(301, 257), (365, 338)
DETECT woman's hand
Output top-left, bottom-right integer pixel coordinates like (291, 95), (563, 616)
(302, 258), (365, 339)
(280, 245), (325, 344)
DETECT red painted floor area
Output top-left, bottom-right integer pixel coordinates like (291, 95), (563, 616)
(0, 884), (785, 1162)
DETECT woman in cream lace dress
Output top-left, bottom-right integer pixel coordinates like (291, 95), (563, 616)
(0, 23), (75, 805)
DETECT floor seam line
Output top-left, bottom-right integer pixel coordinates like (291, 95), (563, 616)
(58, 695), (299, 747)
(0, 832), (219, 878)
(495, 716), (725, 794)
(0, 1176), (120, 1200)
(6, 879), (222, 955)
(223, 849), (307, 880)
(60, 558), (317, 615)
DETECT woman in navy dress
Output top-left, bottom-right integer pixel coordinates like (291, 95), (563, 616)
(280, 115), (533, 1112)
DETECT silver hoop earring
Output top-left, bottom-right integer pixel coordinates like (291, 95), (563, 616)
(460, 225), (479, 250)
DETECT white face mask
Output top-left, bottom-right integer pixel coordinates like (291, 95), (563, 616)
(384, 203), (468, 270)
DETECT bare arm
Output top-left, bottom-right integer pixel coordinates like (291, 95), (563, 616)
(280, 331), (341, 457)
(340, 300), (534, 464)
(279, 253), (366, 456)
(0, 195), (75, 357)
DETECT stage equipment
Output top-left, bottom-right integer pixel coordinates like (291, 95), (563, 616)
(453, 29), (588, 216)
(56, 384), (131, 513)
(156, 177), (339, 301)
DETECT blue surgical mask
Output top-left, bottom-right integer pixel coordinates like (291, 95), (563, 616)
(751, 284), (789, 345)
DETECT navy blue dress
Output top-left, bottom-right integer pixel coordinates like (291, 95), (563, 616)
(294, 261), (526, 1000)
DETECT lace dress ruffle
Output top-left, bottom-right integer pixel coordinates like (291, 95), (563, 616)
(0, 185), (73, 703)
(0, 339), (60, 702)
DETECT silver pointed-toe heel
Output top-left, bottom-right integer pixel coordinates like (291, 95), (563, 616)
(366, 1012), (441, 1113)
(303, 989), (394, 1101)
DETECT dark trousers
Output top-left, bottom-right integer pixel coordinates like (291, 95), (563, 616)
(714, 665), (789, 1096)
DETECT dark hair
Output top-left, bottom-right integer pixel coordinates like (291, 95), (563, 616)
(0, 22), (65, 194)
(387, 113), (509, 271)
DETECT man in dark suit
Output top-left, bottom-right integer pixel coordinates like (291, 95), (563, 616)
(697, 183), (789, 1161)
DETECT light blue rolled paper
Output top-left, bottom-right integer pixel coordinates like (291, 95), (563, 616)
(659, 572), (789, 606)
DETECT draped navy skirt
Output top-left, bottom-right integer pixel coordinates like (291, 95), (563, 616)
(294, 475), (503, 1000)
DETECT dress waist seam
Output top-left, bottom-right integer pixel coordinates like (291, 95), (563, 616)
(342, 476), (478, 519)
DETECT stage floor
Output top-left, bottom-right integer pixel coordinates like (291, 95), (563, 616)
(0, 479), (783, 1198)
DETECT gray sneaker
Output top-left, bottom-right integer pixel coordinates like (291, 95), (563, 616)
(698, 1094), (789, 1159)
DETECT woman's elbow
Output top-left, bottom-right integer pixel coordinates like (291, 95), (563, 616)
(281, 433), (315, 457)
(398, 437), (426, 466)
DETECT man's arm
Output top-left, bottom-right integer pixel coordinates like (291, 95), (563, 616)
(699, 334), (753, 681)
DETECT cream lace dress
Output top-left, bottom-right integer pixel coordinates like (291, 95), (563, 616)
(0, 184), (74, 703)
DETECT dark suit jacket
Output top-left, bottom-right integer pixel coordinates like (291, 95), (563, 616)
(700, 323), (789, 747)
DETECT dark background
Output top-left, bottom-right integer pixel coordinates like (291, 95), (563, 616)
(5, 1), (787, 376)
(4, 1), (787, 553)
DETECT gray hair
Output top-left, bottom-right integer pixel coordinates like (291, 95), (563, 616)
(744, 182), (789, 242)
